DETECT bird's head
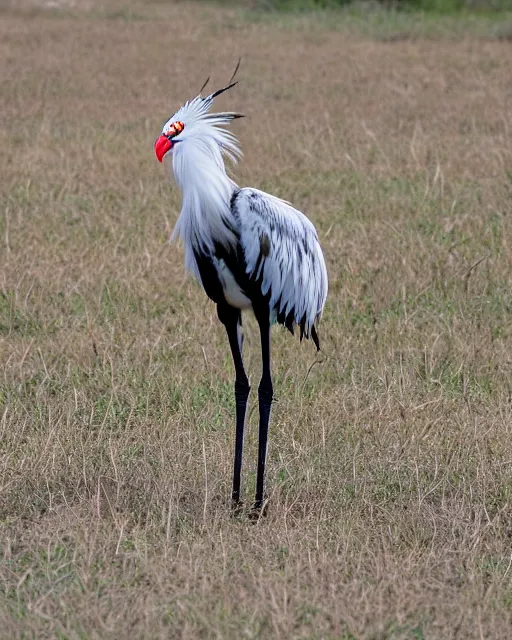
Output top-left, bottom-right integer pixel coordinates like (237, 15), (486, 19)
(154, 63), (244, 166)
(154, 119), (185, 163)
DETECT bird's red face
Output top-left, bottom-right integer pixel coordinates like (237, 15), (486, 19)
(154, 121), (185, 163)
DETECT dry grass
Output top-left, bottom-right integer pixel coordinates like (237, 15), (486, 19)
(1, 1), (512, 638)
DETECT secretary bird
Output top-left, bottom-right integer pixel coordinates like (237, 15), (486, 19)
(154, 68), (328, 514)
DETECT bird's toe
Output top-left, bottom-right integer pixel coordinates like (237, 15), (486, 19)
(248, 499), (269, 522)
(230, 498), (244, 518)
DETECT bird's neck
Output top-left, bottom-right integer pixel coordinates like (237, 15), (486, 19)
(169, 139), (239, 275)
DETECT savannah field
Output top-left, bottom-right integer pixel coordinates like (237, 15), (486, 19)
(1, 1), (512, 638)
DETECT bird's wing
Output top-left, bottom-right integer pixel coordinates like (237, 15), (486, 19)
(235, 188), (328, 335)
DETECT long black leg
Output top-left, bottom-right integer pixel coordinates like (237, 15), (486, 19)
(253, 304), (273, 512)
(217, 304), (250, 507)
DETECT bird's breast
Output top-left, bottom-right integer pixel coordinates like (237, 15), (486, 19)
(213, 258), (252, 310)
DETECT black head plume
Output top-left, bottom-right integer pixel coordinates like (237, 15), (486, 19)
(228, 58), (242, 85)
(199, 76), (211, 95)
(209, 58), (242, 100)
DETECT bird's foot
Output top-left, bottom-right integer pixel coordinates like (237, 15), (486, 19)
(230, 497), (244, 518)
(248, 498), (268, 522)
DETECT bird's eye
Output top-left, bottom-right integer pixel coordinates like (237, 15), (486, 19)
(165, 121), (185, 138)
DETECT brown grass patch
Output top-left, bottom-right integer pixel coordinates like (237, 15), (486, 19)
(1, 2), (512, 638)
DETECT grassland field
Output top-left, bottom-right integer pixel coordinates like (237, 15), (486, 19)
(1, 1), (512, 638)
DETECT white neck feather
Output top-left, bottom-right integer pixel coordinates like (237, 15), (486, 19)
(166, 126), (240, 279)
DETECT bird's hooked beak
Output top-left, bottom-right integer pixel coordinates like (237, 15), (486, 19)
(154, 135), (173, 163)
